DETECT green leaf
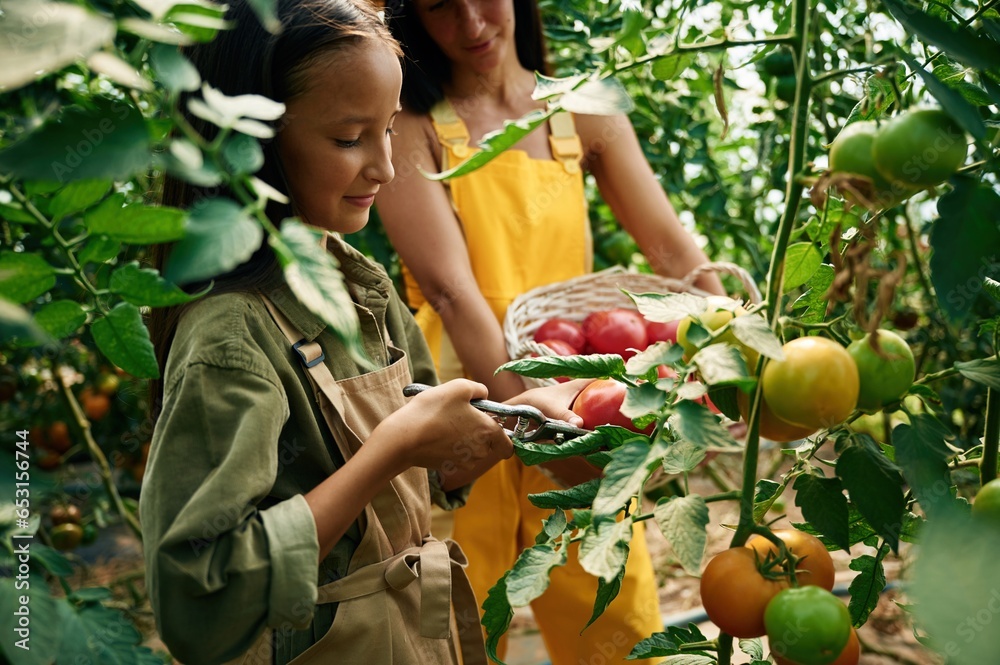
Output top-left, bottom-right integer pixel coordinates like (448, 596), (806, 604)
(691, 343), (754, 391)
(0, 202), (38, 224)
(793, 506), (923, 549)
(585, 557), (627, 630)
(836, 435), (906, 552)
(246, 0), (281, 33)
(423, 108), (555, 181)
(955, 357), (1000, 391)
(0, 298), (51, 346)
(984, 277), (1000, 302)
(54, 595), (159, 665)
(109, 262), (206, 307)
(514, 428), (609, 466)
(275, 220), (369, 368)
(625, 341), (678, 376)
(669, 400), (735, 455)
(532, 72), (589, 100)
(0, 576), (61, 665)
(149, 43), (201, 92)
(84, 194), (187, 244)
(626, 632), (680, 659)
(752, 479), (782, 523)
(629, 292), (707, 323)
(847, 545), (888, 625)
(499, 354), (626, 380)
(536, 508), (568, 543)
(222, 133), (265, 176)
(90, 302), (159, 379)
(49, 180), (111, 221)
(932, 63), (994, 107)
(164, 198), (261, 284)
(620, 381), (666, 420)
(560, 77), (634, 116)
(792, 264), (835, 324)
(708, 385), (741, 421)
(739, 638), (765, 661)
(579, 517), (632, 582)
(653, 495), (709, 575)
(593, 440), (665, 515)
(792, 473), (850, 551)
(0, 99), (151, 182)
(34, 300), (87, 339)
(783, 242), (823, 289)
(528, 478), (602, 510)
(900, 52), (987, 140)
(482, 573), (514, 663)
(0, 252), (56, 303)
(118, 17), (194, 45)
(652, 55), (688, 81)
(0, 1), (115, 93)
(730, 315), (784, 362)
(505, 544), (567, 607)
(77, 236), (121, 266)
(30, 544), (74, 577)
(930, 180), (1000, 319)
(845, 72), (905, 124)
(882, 0), (1000, 72)
(894, 414), (956, 519)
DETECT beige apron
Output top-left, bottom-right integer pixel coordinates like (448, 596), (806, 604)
(230, 296), (487, 665)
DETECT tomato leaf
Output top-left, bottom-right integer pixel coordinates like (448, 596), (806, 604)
(730, 315), (785, 361)
(49, 180), (111, 222)
(629, 292), (707, 323)
(893, 414), (957, 519)
(0, 252), (57, 304)
(955, 357), (1000, 391)
(499, 353), (626, 380)
(738, 638), (764, 661)
(0, 299), (51, 346)
(578, 517), (632, 582)
(691, 343), (755, 391)
(792, 473), (850, 551)
(84, 195), (188, 244)
(882, 0), (1000, 73)
(653, 495), (709, 575)
(535, 508), (568, 544)
(505, 544), (567, 607)
(793, 506), (923, 549)
(593, 440), (666, 515)
(90, 303), (160, 379)
(621, 381), (666, 419)
(481, 572), (514, 664)
(584, 551), (628, 630)
(836, 435), (906, 552)
(528, 478), (601, 510)
(791, 264), (835, 324)
(929, 180), (1000, 319)
(53, 595), (161, 665)
(0, 576), (61, 665)
(34, 300), (87, 340)
(163, 197), (261, 284)
(560, 77), (634, 116)
(783, 242), (823, 289)
(708, 385), (741, 421)
(625, 632), (680, 659)
(625, 341), (679, 376)
(109, 262), (209, 307)
(665, 401), (732, 472)
(752, 479), (782, 524)
(847, 544), (889, 626)
(513, 429), (609, 466)
(899, 52), (986, 140)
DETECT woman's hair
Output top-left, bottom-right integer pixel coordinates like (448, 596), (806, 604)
(150, 0), (399, 419)
(385, 0), (550, 113)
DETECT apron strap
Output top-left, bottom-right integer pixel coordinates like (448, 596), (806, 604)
(547, 110), (583, 174)
(430, 99), (473, 164)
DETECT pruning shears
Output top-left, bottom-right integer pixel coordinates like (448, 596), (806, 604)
(402, 383), (592, 444)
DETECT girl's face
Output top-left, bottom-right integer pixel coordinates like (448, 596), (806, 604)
(414, 0), (515, 75)
(278, 40), (402, 235)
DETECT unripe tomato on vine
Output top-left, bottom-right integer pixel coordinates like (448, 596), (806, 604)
(765, 586), (852, 665)
(872, 108), (968, 188)
(762, 337), (859, 430)
(700, 547), (787, 638)
(846, 330), (915, 413)
(745, 529), (835, 591)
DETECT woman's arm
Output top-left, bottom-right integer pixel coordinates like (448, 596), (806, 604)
(376, 110), (526, 402)
(576, 113), (725, 295)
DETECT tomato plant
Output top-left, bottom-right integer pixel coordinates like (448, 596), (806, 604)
(746, 530), (835, 591)
(762, 337), (859, 429)
(581, 308), (648, 358)
(534, 317), (586, 352)
(700, 548), (787, 638)
(847, 329), (915, 412)
(572, 378), (652, 433)
(765, 587), (852, 665)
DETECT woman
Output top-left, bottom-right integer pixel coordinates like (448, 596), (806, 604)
(377, 0), (723, 662)
(142, 1), (584, 663)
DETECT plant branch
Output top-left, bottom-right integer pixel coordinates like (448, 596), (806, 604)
(982, 387), (999, 484)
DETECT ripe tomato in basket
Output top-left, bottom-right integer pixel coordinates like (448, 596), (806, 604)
(539, 339), (577, 356)
(582, 309), (648, 359)
(534, 318), (586, 353)
(646, 320), (680, 345)
(572, 379), (653, 434)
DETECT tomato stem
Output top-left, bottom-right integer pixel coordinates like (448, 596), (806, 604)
(981, 386), (999, 485)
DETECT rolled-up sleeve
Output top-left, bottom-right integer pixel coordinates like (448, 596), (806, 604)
(141, 362), (319, 665)
(427, 470), (473, 510)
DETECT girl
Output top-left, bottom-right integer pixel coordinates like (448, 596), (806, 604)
(377, 0), (725, 662)
(141, 1), (583, 663)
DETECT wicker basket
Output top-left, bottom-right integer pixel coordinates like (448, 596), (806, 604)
(503, 262), (761, 388)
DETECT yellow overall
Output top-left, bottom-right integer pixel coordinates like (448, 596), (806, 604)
(403, 99), (662, 665)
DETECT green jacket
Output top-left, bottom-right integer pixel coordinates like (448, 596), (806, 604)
(140, 237), (467, 664)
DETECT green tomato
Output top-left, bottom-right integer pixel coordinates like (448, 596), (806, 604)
(762, 51), (795, 77)
(765, 587), (852, 665)
(775, 76), (797, 103)
(676, 296), (747, 361)
(847, 330), (915, 413)
(829, 122), (916, 209)
(972, 478), (1000, 526)
(872, 109), (968, 188)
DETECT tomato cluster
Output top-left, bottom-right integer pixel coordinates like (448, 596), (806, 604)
(829, 109), (968, 209)
(700, 531), (856, 665)
(47, 502), (96, 551)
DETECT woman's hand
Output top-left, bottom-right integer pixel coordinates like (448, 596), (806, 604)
(507, 379), (591, 426)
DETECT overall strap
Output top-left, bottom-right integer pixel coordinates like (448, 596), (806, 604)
(548, 110), (583, 174)
(430, 98), (473, 165)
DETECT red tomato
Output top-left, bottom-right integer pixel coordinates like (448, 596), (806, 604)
(534, 318), (586, 352)
(657, 365), (677, 379)
(582, 309), (648, 359)
(539, 339), (577, 356)
(572, 379), (652, 433)
(646, 319), (680, 344)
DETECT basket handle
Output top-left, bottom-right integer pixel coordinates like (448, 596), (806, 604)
(680, 261), (762, 304)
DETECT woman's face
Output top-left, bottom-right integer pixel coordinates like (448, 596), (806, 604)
(414, 0), (516, 75)
(278, 40), (402, 235)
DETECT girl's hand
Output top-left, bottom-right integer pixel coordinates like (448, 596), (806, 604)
(373, 379), (513, 479)
(509, 379), (592, 426)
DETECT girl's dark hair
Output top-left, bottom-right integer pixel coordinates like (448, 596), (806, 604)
(150, 0), (399, 419)
(385, 0), (550, 113)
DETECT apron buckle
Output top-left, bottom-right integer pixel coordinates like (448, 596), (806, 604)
(293, 339), (326, 368)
